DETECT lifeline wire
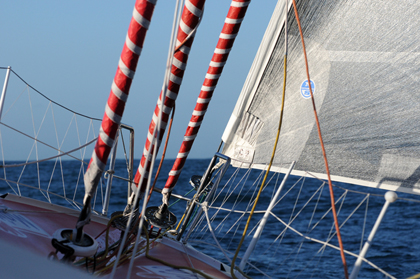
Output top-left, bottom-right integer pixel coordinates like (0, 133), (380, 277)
(1, 68), (101, 121)
(230, 0), (289, 277)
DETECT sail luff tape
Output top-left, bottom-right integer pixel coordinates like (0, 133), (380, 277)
(105, 104), (122, 125)
(231, 0), (250, 8)
(99, 127), (114, 148)
(205, 73), (222, 79)
(118, 59), (135, 79)
(164, 0), (251, 192)
(111, 81), (128, 102)
(92, 151), (106, 171)
(180, 18), (194, 35)
(172, 56), (187, 70)
(170, 73), (183, 85)
(169, 167), (184, 176)
(201, 85), (216, 91)
(188, 121), (202, 127)
(214, 48), (232, 54)
(192, 110), (206, 116)
(152, 109), (169, 126)
(197, 97), (211, 104)
(220, 33), (237, 39)
(160, 103), (172, 115)
(125, 34), (143, 55)
(166, 89), (178, 100)
(85, 0), (157, 197)
(186, 0), (203, 17)
(184, 134), (198, 141)
(177, 152), (190, 158)
(132, 6), (151, 29)
(175, 43), (192, 55)
(133, 0), (205, 192)
(225, 18), (243, 24)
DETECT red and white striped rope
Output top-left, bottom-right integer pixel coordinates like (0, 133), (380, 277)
(163, 0), (251, 194)
(84, 0), (157, 199)
(133, 0), (206, 194)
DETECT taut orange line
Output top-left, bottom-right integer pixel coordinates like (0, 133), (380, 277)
(146, 104), (176, 205)
(291, 1), (349, 278)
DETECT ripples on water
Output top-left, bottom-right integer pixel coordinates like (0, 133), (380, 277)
(1, 159), (419, 278)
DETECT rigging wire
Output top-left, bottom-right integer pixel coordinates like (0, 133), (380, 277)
(0, 68), (102, 121)
(187, 168), (397, 278)
(115, 1), (186, 278)
(230, 0), (289, 277)
(0, 127), (96, 167)
(268, 210), (396, 279)
(119, 129), (130, 173)
(290, 0), (349, 278)
(145, 103), (176, 205)
(94, 101), (177, 277)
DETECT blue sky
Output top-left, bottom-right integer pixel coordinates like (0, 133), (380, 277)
(0, 1), (277, 160)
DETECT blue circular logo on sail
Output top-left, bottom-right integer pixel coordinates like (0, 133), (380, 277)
(300, 79), (315, 99)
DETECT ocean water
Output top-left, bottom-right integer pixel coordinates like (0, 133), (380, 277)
(1, 158), (420, 279)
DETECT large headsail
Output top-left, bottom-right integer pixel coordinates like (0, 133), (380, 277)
(222, 0), (420, 195)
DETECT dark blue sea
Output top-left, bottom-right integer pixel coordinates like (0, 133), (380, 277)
(1, 158), (420, 279)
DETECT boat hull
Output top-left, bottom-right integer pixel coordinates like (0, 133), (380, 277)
(0, 194), (231, 278)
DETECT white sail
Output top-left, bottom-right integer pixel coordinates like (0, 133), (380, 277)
(222, 0), (420, 195)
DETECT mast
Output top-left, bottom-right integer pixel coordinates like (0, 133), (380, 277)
(132, 0), (206, 197)
(79, 0), (157, 230)
(163, 0), (251, 196)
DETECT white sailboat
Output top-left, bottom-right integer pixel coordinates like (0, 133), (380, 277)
(1, 0), (420, 278)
